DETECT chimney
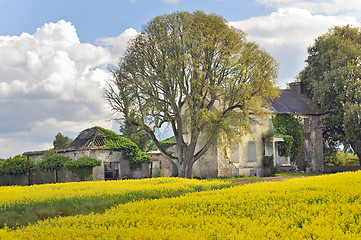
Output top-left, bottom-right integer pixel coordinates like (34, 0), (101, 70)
(289, 81), (305, 94)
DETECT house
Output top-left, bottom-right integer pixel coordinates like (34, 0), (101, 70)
(154, 82), (323, 178)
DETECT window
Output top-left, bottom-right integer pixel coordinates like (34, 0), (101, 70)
(247, 141), (257, 162)
(230, 143), (239, 163)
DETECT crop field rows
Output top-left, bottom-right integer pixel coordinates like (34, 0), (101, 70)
(1, 172), (361, 239)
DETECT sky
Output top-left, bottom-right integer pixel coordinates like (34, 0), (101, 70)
(0, 0), (360, 158)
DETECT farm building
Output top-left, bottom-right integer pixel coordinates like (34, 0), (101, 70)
(24, 82), (323, 180)
(24, 127), (150, 182)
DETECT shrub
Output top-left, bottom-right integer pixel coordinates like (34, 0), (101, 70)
(0, 155), (35, 176)
(36, 155), (72, 183)
(65, 157), (102, 181)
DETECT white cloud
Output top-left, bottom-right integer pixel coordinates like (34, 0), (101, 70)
(96, 28), (139, 63)
(229, 7), (360, 87)
(0, 20), (130, 158)
(163, 0), (179, 4)
(255, 0), (361, 15)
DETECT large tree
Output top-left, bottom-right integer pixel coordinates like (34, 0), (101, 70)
(53, 133), (73, 150)
(105, 11), (279, 178)
(299, 25), (361, 163)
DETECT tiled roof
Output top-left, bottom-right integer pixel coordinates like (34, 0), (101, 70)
(269, 90), (322, 115)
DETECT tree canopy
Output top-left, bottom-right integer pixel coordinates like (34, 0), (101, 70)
(53, 133), (73, 150)
(299, 25), (361, 163)
(105, 11), (279, 178)
(36, 155), (72, 182)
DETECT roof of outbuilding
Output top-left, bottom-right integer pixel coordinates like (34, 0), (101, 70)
(269, 90), (322, 115)
(68, 127), (106, 149)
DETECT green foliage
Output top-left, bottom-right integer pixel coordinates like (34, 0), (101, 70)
(119, 117), (150, 152)
(324, 149), (359, 166)
(277, 136), (294, 158)
(147, 137), (176, 152)
(262, 155), (274, 167)
(36, 155), (72, 172)
(36, 155), (72, 183)
(272, 114), (303, 163)
(53, 133), (73, 150)
(65, 157), (102, 181)
(0, 155), (35, 176)
(299, 25), (361, 164)
(65, 157), (102, 168)
(105, 11), (279, 178)
(93, 126), (151, 169)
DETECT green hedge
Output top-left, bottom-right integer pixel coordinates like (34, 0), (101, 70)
(0, 155), (35, 176)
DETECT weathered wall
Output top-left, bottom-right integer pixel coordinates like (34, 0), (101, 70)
(193, 146), (219, 178)
(148, 153), (177, 177)
(20, 149), (150, 184)
(234, 117), (269, 177)
(296, 115), (323, 172)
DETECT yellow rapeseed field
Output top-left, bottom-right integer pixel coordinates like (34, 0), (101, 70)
(1, 172), (361, 239)
(0, 177), (230, 211)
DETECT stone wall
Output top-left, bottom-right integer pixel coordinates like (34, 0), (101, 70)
(148, 152), (178, 177)
(297, 115), (323, 172)
(20, 149), (151, 184)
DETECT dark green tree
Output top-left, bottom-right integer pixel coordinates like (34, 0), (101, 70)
(105, 11), (279, 178)
(299, 25), (361, 164)
(53, 133), (73, 150)
(0, 155), (35, 176)
(119, 116), (150, 152)
(36, 155), (72, 183)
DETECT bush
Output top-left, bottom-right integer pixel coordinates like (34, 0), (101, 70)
(65, 157), (102, 168)
(0, 155), (35, 175)
(36, 155), (72, 172)
(36, 155), (72, 183)
(65, 156), (102, 181)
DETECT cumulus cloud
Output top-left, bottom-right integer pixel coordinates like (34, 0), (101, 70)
(229, 7), (360, 87)
(0, 20), (126, 158)
(255, 0), (361, 15)
(96, 28), (139, 63)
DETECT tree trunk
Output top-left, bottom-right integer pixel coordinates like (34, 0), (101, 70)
(185, 163), (193, 179)
(177, 161), (194, 178)
(350, 142), (361, 166)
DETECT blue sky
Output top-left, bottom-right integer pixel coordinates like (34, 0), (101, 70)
(1, 0), (361, 158)
(0, 0), (272, 43)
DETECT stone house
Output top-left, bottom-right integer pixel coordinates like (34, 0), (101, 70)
(154, 82), (323, 178)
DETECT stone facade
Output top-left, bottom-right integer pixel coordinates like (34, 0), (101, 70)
(296, 114), (323, 172)
(23, 149), (150, 183)
(186, 82), (324, 178)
